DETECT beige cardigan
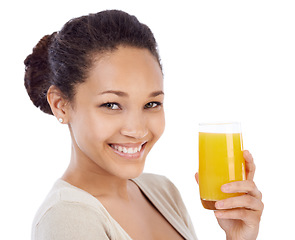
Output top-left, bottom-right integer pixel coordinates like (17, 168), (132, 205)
(32, 173), (198, 240)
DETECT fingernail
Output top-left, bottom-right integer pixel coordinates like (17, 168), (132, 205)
(214, 211), (223, 217)
(216, 201), (224, 209)
(221, 184), (230, 192)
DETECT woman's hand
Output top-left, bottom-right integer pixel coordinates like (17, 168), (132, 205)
(196, 150), (264, 240)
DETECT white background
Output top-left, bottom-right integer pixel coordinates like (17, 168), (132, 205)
(1, 0), (294, 239)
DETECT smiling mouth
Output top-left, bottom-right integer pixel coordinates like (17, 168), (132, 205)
(109, 142), (147, 157)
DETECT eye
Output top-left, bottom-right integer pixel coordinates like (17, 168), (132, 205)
(144, 101), (162, 109)
(101, 102), (120, 110)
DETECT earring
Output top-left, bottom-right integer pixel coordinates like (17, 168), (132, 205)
(58, 118), (64, 123)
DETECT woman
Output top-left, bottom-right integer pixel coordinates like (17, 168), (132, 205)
(24, 10), (263, 240)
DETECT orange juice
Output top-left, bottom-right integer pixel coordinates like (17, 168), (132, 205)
(199, 132), (246, 210)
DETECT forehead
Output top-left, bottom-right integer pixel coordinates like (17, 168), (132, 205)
(83, 46), (163, 95)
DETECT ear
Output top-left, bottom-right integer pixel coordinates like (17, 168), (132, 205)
(47, 85), (70, 124)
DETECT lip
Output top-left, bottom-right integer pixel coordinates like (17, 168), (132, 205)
(108, 142), (147, 160)
(110, 142), (146, 148)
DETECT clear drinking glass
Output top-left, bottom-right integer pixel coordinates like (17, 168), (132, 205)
(198, 122), (246, 210)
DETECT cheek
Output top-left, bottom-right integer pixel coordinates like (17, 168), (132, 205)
(149, 111), (165, 139)
(70, 111), (116, 150)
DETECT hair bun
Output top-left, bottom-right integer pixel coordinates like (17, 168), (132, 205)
(24, 32), (57, 115)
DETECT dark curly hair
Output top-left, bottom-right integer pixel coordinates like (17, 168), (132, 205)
(24, 10), (162, 115)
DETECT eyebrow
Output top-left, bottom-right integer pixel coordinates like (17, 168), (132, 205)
(99, 90), (164, 97)
(149, 90), (164, 97)
(99, 90), (128, 97)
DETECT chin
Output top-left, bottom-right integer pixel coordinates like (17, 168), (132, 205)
(116, 163), (145, 180)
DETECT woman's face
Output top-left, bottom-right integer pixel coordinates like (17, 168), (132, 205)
(67, 46), (165, 179)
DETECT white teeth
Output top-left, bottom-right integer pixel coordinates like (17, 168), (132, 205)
(111, 144), (144, 154)
(127, 148), (133, 154)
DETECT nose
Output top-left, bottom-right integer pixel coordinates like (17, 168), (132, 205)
(120, 111), (148, 139)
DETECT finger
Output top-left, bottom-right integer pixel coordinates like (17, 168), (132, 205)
(195, 172), (199, 185)
(215, 195), (264, 211)
(214, 208), (262, 226)
(221, 180), (262, 200)
(243, 150), (256, 180)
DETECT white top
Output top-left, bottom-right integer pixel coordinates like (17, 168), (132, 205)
(32, 173), (198, 240)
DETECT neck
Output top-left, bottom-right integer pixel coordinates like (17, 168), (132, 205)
(61, 144), (132, 200)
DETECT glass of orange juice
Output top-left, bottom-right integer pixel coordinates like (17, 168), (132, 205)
(198, 122), (246, 210)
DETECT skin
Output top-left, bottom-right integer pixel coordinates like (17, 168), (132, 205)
(47, 46), (263, 239)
